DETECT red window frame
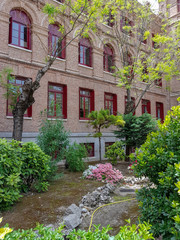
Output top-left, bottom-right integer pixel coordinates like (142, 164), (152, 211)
(48, 83), (67, 119)
(125, 96), (135, 115)
(156, 102), (164, 122)
(7, 77), (32, 117)
(120, 16), (134, 37)
(48, 24), (66, 59)
(142, 99), (151, 114)
(103, 44), (114, 73)
(79, 38), (92, 67)
(79, 88), (94, 119)
(104, 93), (117, 115)
(154, 78), (162, 87)
(9, 10), (31, 50)
(178, 0), (180, 12)
(83, 143), (95, 157)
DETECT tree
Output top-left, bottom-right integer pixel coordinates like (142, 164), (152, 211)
(114, 113), (157, 159)
(0, 0), (113, 141)
(88, 109), (124, 161)
(100, 0), (180, 114)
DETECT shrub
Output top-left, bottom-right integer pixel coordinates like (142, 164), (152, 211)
(104, 141), (125, 165)
(37, 119), (69, 162)
(83, 163), (123, 184)
(20, 142), (51, 192)
(65, 142), (87, 172)
(131, 104), (180, 239)
(115, 113), (157, 157)
(0, 139), (22, 210)
(0, 139), (52, 210)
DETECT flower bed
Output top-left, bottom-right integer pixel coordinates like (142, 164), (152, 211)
(82, 163), (123, 184)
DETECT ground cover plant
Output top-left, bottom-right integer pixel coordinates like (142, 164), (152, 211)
(1, 220), (154, 240)
(82, 163), (123, 184)
(0, 139), (51, 210)
(131, 103), (180, 239)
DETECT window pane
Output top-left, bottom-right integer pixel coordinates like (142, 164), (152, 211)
(49, 85), (63, 92)
(56, 93), (63, 117)
(12, 29), (19, 38)
(80, 45), (84, 64)
(12, 37), (18, 45)
(48, 92), (55, 116)
(85, 97), (90, 118)
(85, 47), (90, 66)
(80, 97), (84, 118)
(80, 90), (90, 96)
(12, 22), (19, 31)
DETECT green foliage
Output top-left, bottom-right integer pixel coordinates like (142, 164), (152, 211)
(37, 119), (69, 163)
(0, 139), (51, 210)
(4, 223), (64, 240)
(68, 221), (154, 240)
(104, 141), (125, 165)
(0, 139), (22, 210)
(115, 113), (157, 153)
(88, 109), (124, 161)
(114, 219), (154, 240)
(65, 142), (87, 172)
(88, 109), (124, 132)
(20, 142), (51, 193)
(132, 105), (180, 239)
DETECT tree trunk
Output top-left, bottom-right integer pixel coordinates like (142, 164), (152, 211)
(12, 79), (39, 141)
(99, 136), (102, 161)
(12, 107), (25, 141)
(124, 88), (134, 114)
(125, 144), (131, 162)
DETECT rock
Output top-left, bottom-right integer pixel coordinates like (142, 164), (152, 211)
(81, 208), (88, 213)
(63, 214), (82, 229)
(65, 204), (81, 218)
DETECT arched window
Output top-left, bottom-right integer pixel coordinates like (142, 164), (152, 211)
(79, 38), (92, 67)
(48, 24), (66, 59)
(9, 10), (31, 49)
(103, 44), (114, 73)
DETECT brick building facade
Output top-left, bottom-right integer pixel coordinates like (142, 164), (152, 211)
(0, 0), (179, 160)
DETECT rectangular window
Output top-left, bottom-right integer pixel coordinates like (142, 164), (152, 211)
(142, 99), (151, 114)
(48, 83), (67, 119)
(125, 96), (135, 115)
(7, 77), (32, 117)
(156, 102), (164, 122)
(83, 143), (95, 157)
(104, 93), (117, 115)
(79, 88), (94, 119)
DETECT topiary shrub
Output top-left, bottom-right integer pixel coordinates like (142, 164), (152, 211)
(0, 139), (22, 210)
(65, 142), (87, 172)
(20, 142), (51, 192)
(104, 141), (125, 165)
(131, 104), (180, 239)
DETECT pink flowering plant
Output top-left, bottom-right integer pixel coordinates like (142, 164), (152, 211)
(82, 163), (123, 184)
